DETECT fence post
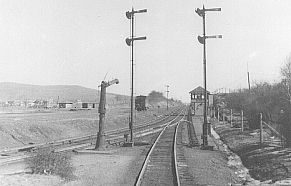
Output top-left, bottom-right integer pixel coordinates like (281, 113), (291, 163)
(218, 107), (220, 121)
(222, 109), (224, 123)
(230, 109), (232, 127)
(260, 113), (263, 147)
(280, 124), (284, 148)
(241, 110), (244, 132)
(214, 107), (216, 119)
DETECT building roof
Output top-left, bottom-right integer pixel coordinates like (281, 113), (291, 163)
(189, 86), (210, 94)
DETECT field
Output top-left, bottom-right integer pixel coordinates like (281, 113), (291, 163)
(0, 105), (170, 150)
(0, 105), (175, 186)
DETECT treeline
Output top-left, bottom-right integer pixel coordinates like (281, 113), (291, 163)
(222, 54), (291, 145)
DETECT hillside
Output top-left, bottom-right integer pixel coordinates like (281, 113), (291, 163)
(0, 82), (128, 103)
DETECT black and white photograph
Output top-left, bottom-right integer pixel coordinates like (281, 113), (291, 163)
(0, 0), (290, 185)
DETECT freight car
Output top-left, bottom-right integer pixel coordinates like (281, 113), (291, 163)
(135, 95), (147, 111)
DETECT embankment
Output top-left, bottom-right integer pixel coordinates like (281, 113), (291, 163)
(213, 119), (291, 185)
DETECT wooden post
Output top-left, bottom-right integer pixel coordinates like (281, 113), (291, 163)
(241, 109), (244, 132)
(214, 107), (216, 119)
(230, 109), (232, 127)
(218, 107), (220, 121)
(260, 113), (263, 147)
(222, 109), (224, 123)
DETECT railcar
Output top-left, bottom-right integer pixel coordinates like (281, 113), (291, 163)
(135, 95), (147, 111)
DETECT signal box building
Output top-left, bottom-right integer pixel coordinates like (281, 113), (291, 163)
(189, 86), (211, 114)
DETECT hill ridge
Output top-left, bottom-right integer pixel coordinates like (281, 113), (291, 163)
(0, 82), (126, 102)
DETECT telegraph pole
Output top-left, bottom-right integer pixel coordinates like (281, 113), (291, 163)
(195, 5), (222, 148)
(166, 85), (169, 110)
(247, 62), (251, 94)
(260, 113), (263, 147)
(125, 8), (147, 143)
(230, 109), (233, 127)
(241, 109), (244, 132)
(217, 107), (220, 121)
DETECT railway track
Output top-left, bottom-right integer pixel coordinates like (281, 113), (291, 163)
(135, 108), (196, 186)
(0, 106), (184, 166)
(106, 106), (184, 143)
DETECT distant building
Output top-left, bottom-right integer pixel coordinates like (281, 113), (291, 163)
(58, 102), (73, 109)
(59, 101), (98, 109)
(81, 102), (98, 109)
(72, 100), (82, 109)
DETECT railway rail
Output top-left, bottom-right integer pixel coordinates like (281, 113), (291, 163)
(135, 107), (196, 186)
(0, 106), (184, 166)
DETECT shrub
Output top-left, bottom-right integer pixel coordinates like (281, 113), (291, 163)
(27, 148), (74, 180)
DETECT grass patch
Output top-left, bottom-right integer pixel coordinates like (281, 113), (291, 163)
(27, 148), (75, 180)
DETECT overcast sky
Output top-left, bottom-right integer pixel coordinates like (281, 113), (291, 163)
(0, 0), (290, 102)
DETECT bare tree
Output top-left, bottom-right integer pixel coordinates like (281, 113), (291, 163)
(280, 54), (291, 105)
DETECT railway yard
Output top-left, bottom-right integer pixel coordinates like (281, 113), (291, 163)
(0, 2), (291, 185)
(0, 104), (289, 186)
(0, 89), (290, 186)
(0, 105), (243, 186)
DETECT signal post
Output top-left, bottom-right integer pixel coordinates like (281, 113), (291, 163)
(195, 5), (222, 148)
(125, 8), (147, 144)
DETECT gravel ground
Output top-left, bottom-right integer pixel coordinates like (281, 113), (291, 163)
(64, 147), (144, 186)
(182, 113), (242, 186)
(64, 133), (159, 186)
